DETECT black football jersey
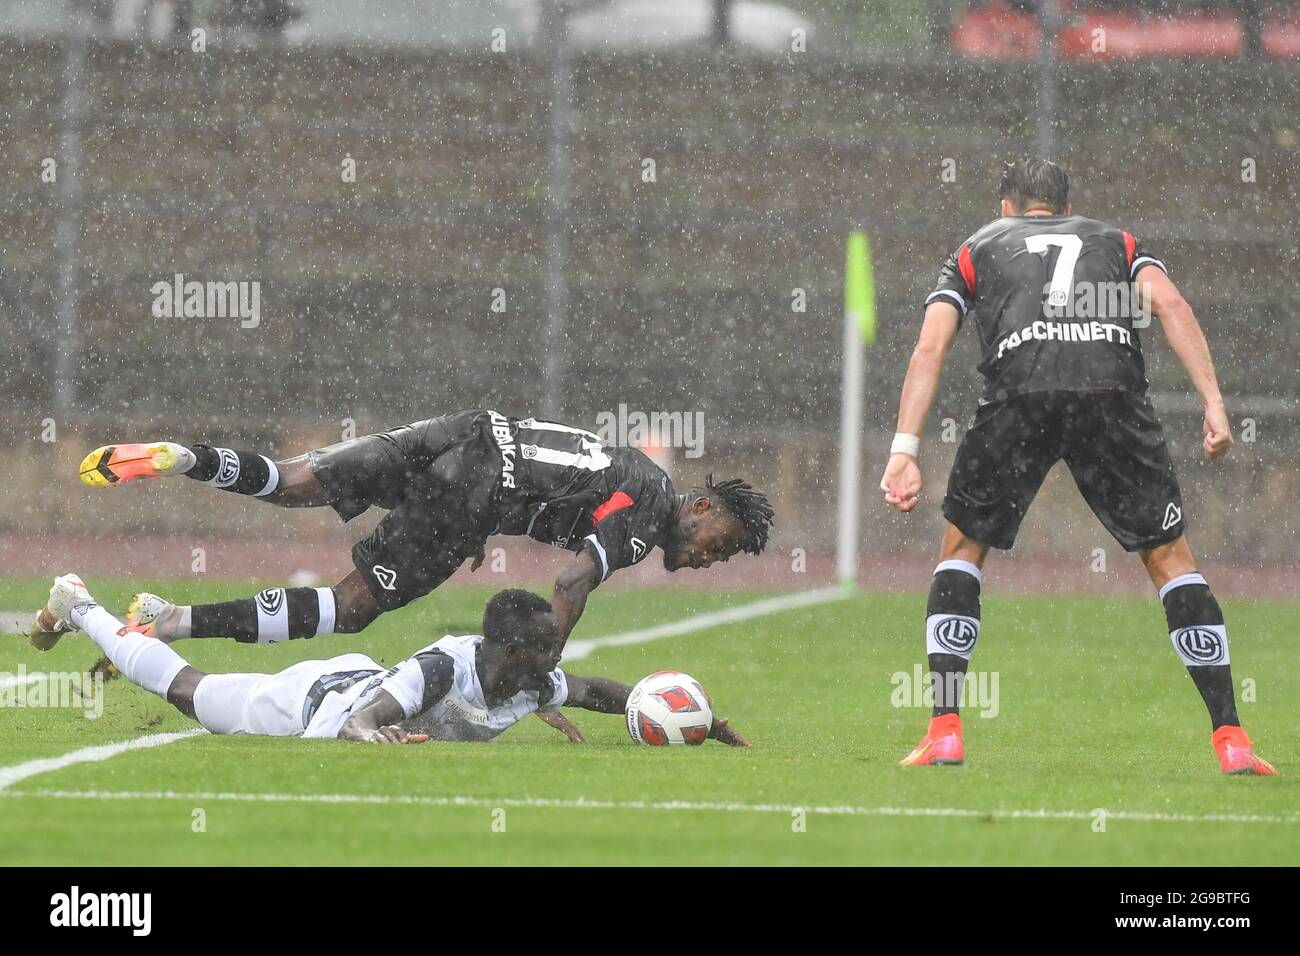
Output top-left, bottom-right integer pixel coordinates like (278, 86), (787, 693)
(486, 412), (678, 582)
(925, 214), (1168, 399)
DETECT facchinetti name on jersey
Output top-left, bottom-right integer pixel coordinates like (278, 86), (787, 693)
(488, 410), (518, 489)
(996, 320), (1134, 360)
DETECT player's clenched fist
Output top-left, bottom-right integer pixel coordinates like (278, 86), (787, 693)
(880, 452), (922, 512)
(1202, 403), (1234, 461)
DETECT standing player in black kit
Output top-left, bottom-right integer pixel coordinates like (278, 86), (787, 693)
(880, 159), (1274, 775)
(51, 411), (773, 650)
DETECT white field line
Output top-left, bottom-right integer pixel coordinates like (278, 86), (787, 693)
(0, 672), (44, 691)
(562, 586), (849, 661)
(0, 730), (207, 792)
(3, 788), (1296, 826)
(0, 590), (841, 788)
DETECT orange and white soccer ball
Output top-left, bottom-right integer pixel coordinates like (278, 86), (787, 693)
(625, 671), (713, 746)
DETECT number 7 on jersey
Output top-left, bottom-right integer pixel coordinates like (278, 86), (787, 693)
(1025, 233), (1082, 307)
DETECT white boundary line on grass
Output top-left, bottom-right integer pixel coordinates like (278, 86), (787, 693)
(3, 788), (1296, 826)
(562, 586), (848, 660)
(0, 589), (844, 788)
(0, 731), (207, 792)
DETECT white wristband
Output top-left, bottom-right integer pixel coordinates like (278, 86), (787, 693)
(890, 433), (920, 458)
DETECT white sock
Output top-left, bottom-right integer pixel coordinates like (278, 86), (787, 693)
(72, 604), (190, 698)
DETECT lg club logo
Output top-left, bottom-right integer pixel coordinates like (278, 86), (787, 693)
(215, 448), (240, 486)
(255, 587), (285, 616)
(933, 616), (978, 655)
(1175, 626), (1226, 665)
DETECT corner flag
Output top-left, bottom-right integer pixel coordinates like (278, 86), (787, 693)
(845, 230), (876, 347)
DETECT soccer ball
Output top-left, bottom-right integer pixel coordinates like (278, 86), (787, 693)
(625, 671), (713, 746)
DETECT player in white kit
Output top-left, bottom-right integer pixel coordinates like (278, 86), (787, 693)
(36, 576), (748, 746)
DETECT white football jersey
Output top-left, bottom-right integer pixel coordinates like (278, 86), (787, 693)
(300, 633), (567, 742)
(402, 634), (568, 742)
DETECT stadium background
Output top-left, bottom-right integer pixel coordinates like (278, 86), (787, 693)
(2, 0), (1298, 593)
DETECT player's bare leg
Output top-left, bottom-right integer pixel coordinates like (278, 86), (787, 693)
(938, 522), (989, 570)
(164, 667), (205, 720)
(1140, 536), (1275, 776)
(901, 523), (989, 767)
(332, 571), (383, 631)
(254, 454), (332, 507)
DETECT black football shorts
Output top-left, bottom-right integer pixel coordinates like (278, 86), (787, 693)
(942, 391), (1186, 552)
(308, 410), (502, 609)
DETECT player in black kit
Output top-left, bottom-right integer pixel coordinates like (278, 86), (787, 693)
(56, 411), (773, 650)
(881, 159), (1274, 775)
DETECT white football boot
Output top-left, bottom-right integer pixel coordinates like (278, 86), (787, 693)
(29, 573), (98, 650)
(126, 591), (177, 639)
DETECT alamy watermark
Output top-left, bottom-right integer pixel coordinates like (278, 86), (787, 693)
(151, 274), (261, 328)
(594, 404), (705, 458)
(890, 665), (1000, 718)
(1, 667), (104, 719)
(1041, 279), (1153, 324)
(50, 886), (151, 936)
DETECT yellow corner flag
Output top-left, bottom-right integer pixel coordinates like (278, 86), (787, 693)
(845, 230), (876, 347)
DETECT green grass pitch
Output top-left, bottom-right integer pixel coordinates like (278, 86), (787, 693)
(1, 577), (1296, 865)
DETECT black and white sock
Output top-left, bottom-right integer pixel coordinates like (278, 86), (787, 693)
(925, 559), (982, 716)
(1160, 572), (1238, 729)
(184, 444), (279, 497)
(189, 587), (337, 644)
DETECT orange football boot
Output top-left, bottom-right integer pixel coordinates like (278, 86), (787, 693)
(900, 713), (965, 766)
(1212, 725), (1277, 776)
(79, 442), (195, 488)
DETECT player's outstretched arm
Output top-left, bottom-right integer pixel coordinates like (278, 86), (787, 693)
(565, 676), (750, 746)
(551, 549), (602, 641)
(565, 675), (633, 713)
(1137, 265), (1233, 461)
(881, 301), (961, 512)
(534, 675), (629, 743)
(337, 689), (429, 744)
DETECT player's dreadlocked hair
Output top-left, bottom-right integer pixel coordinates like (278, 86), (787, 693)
(706, 474), (774, 555)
